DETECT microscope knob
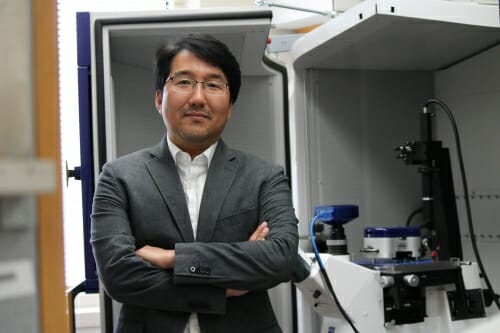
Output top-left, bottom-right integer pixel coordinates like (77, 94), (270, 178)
(379, 276), (395, 288)
(403, 274), (420, 287)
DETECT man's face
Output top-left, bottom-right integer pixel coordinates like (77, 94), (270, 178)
(155, 49), (233, 156)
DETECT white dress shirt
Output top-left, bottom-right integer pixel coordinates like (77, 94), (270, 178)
(167, 136), (217, 333)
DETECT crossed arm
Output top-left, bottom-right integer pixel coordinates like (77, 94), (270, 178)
(135, 221), (270, 297)
(92, 158), (298, 313)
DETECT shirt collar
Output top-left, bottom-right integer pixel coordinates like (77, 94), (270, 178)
(166, 135), (218, 168)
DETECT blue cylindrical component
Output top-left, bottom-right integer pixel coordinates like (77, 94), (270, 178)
(314, 205), (359, 224)
(313, 205), (358, 256)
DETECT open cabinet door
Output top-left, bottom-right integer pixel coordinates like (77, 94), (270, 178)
(76, 7), (293, 332)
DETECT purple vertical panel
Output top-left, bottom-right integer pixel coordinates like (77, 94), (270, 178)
(77, 11), (98, 293)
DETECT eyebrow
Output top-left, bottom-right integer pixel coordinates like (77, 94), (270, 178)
(171, 70), (226, 81)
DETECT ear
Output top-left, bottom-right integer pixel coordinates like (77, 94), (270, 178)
(155, 89), (163, 114)
(227, 104), (233, 120)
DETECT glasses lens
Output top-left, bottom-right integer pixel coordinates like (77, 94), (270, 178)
(171, 77), (193, 93)
(203, 81), (226, 95)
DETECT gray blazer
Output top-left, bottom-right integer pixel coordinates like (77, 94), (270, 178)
(91, 137), (299, 333)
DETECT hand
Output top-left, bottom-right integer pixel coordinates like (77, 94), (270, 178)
(249, 221), (269, 241)
(136, 245), (175, 269)
(137, 222), (269, 295)
(226, 222), (270, 298)
(226, 288), (248, 297)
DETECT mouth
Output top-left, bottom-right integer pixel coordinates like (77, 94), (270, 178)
(183, 111), (210, 120)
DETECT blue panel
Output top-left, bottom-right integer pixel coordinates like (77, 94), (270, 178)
(364, 226), (421, 238)
(77, 10), (99, 293)
(313, 205), (359, 224)
(77, 12), (91, 67)
(77, 66), (98, 293)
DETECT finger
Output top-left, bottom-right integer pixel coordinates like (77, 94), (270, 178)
(135, 245), (147, 257)
(249, 226), (262, 241)
(258, 221), (269, 240)
(259, 226), (269, 240)
(226, 289), (249, 297)
(249, 221), (268, 241)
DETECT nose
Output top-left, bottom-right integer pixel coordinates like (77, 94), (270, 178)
(194, 82), (205, 93)
(189, 82), (207, 102)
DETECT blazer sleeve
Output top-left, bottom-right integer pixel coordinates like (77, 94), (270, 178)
(91, 162), (227, 314)
(173, 163), (299, 291)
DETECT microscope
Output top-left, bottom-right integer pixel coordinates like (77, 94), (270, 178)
(294, 103), (489, 332)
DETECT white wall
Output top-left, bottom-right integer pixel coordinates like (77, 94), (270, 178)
(435, 44), (500, 297)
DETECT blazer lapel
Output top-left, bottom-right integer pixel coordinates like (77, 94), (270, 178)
(146, 138), (195, 243)
(196, 141), (238, 242)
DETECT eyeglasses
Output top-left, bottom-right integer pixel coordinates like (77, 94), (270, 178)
(166, 76), (229, 96)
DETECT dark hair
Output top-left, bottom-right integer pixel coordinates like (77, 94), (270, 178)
(153, 33), (241, 104)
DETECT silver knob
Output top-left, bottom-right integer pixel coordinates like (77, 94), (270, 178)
(403, 274), (419, 287)
(379, 276), (395, 288)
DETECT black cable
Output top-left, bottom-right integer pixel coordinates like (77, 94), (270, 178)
(318, 267), (359, 333)
(405, 207), (423, 226)
(310, 216), (359, 333)
(425, 98), (500, 311)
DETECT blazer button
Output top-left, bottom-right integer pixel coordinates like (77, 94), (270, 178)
(200, 266), (210, 275)
(190, 266), (196, 273)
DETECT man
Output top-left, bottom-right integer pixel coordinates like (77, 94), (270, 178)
(91, 34), (299, 333)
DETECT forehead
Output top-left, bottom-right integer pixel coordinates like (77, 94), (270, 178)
(170, 49), (226, 79)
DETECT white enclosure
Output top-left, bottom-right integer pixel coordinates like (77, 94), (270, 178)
(286, 0), (500, 331)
